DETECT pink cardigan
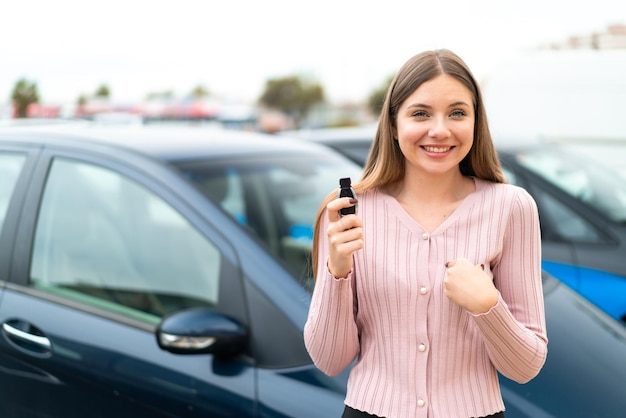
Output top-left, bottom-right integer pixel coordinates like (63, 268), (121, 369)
(304, 179), (548, 418)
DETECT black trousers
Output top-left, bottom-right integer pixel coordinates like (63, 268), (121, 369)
(342, 405), (505, 418)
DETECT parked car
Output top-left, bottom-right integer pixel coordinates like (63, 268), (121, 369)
(288, 126), (626, 324)
(0, 125), (359, 418)
(1, 124), (626, 417)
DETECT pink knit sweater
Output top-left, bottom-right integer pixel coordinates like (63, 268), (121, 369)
(304, 178), (548, 418)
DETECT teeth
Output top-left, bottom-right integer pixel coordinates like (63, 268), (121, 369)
(423, 146), (451, 153)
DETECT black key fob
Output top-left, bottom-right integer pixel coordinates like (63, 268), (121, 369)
(338, 177), (357, 217)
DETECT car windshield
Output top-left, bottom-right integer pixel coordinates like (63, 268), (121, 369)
(514, 146), (626, 223)
(173, 151), (363, 289)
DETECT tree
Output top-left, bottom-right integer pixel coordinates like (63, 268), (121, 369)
(77, 95), (88, 106)
(190, 84), (209, 98)
(94, 84), (111, 98)
(367, 75), (393, 117)
(11, 78), (40, 118)
(258, 75), (325, 128)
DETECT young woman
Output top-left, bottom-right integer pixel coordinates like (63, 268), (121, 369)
(304, 49), (548, 418)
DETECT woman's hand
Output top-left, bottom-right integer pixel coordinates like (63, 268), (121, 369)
(444, 258), (499, 314)
(326, 197), (363, 278)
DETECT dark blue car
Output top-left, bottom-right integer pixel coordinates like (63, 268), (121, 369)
(1, 124), (626, 417)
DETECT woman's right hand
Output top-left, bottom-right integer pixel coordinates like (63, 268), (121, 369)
(326, 197), (363, 278)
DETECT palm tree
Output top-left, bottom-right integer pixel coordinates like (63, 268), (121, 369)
(11, 78), (40, 118)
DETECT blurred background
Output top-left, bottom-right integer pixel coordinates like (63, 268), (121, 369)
(1, 0), (625, 138)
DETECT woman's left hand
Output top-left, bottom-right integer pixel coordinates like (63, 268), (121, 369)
(444, 258), (499, 314)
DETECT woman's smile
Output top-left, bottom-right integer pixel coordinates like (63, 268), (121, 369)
(422, 145), (454, 154)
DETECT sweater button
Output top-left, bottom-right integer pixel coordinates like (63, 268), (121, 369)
(422, 232), (429, 240)
(418, 343), (426, 352)
(420, 286), (427, 295)
(417, 399), (425, 407)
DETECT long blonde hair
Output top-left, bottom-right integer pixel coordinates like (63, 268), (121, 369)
(311, 49), (505, 279)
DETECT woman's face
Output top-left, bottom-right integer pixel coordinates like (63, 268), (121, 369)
(393, 73), (475, 177)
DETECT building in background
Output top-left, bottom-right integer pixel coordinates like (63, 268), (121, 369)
(542, 23), (626, 50)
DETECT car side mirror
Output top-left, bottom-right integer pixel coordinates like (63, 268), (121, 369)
(156, 308), (247, 357)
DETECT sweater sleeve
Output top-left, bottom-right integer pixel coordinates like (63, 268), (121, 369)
(473, 187), (548, 383)
(303, 210), (360, 376)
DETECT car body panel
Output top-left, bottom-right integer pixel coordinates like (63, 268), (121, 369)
(542, 260), (626, 320)
(500, 273), (626, 417)
(0, 289), (257, 417)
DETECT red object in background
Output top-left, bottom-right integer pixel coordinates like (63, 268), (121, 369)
(15, 103), (61, 118)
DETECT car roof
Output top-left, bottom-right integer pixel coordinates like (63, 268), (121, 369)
(283, 123), (378, 143)
(0, 123), (335, 163)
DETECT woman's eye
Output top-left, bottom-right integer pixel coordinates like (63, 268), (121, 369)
(450, 110), (467, 118)
(412, 110), (428, 118)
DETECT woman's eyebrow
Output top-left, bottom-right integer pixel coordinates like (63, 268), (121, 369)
(406, 103), (431, 109)
(449, 101), (472, 107)
(406, 101), (471, 108)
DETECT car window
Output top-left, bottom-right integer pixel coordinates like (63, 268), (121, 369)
(176, 152), (362, 288)
(327, 142), (371, 165)
(30, 158), (220, 324)
(503, 159), (604, 243)
(0, 152), (26, 234)
(515, 148), (626, 223)
(534, 186), (604, 243)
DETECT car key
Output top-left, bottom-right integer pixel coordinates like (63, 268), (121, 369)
(338, 177), (357, 217)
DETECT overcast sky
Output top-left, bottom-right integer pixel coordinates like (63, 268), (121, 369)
(1, 0), (624, 105)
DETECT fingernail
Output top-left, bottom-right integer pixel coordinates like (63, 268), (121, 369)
(349, 198), (358, 204)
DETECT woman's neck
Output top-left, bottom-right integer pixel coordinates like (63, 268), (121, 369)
(388, 171), (476, 233)
(391, 170), (473, 206)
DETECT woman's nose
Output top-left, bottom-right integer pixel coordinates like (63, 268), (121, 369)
(428, 117), (451, 139)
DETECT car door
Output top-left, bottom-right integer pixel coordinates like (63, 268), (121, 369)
(0, 144), (257, 417)
(501, 157), (626, 321)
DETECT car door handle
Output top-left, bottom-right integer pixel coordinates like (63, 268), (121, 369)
(2, 322), (52, 350)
